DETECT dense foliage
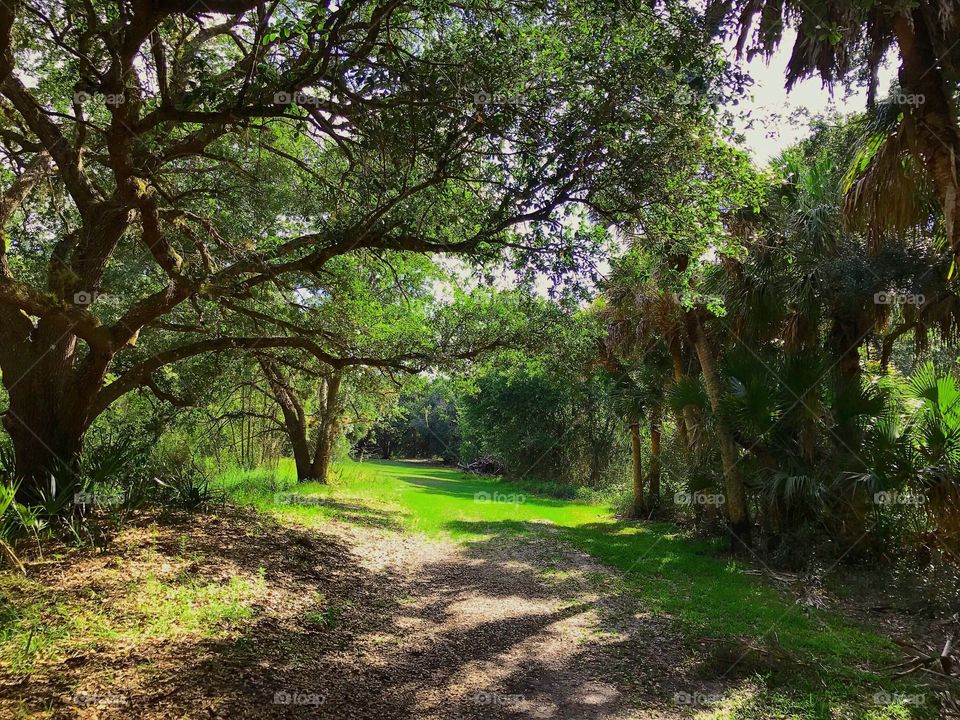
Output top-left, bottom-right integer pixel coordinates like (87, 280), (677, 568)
(0, 0), (957, 613)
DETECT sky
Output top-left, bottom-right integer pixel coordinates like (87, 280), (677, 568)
(729, 29), (898, 165)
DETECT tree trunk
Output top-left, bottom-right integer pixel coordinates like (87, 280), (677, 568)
(647, 408), (662, 506)
(828, 316), (865, 384)
(307, 371), (343, 483)
(880, 321), (915, 372)
(290, 433), (313, 482)
(684, 310), (752, 550)
(894, 10), (960, 265)
(668, 333), (694, 448)
(0, 323), (104, 503)
(3, 403), (85, 502)
(629, 419), (645, 518)
(257, 357), (316, 482)
(307, 432), (334, 483)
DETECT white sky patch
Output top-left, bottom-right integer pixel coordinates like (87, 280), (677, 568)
(728, 29), (898, 166)
(430, 255), (478, 303)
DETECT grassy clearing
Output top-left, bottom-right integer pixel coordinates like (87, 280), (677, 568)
(217, 458), (605, 535)
(0, 539), (267, 677)
(218, 458), (940, 720)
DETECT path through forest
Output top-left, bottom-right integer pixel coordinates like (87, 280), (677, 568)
(0, 461), (936, 719)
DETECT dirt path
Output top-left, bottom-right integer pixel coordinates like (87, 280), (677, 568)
(1, 508), (729, 719)
(331, 522), (694, 720)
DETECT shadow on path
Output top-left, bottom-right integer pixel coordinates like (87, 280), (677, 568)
(4, 506), (761, 719)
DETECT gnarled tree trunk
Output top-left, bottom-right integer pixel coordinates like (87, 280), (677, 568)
(258, 358), (344, 483)
(0, 320), (108, 502)
(258, 357), (313, 480)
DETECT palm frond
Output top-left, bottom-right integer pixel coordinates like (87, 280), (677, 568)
(842, 104), (935, 243)
(666, 376), (709, 414)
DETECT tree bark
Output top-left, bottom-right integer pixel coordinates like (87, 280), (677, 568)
(0, 327), (104, 503)
(669, 326), (695, 449)
(307, 370), (343, 483)
(880, 321), (915, 372)
(257, 357), (313, 481)
(647, 408), (662, 506)
(3, 404), (85, 502)
(628, 419), (645, 518)
(828, 316), (865, 384)
(684, 310), (752, 550)
(290, 435), (313, 481)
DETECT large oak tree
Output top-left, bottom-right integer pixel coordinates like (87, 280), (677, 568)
(0, 0), (733, 499)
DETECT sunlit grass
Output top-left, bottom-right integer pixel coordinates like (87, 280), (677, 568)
(0, 558), (266, 675)
(130, 570), (266, 638)
(217, 457), (606, 536)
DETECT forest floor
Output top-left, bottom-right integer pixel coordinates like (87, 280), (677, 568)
(0, 460), (955, 719)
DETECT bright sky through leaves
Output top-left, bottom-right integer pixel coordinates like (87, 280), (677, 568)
(730, 29), (898, 164)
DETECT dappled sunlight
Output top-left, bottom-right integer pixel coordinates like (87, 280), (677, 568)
(2, 460), (945, 718)
(2, 0), (959, 716)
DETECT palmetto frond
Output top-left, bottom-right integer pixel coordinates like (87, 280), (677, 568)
(758, 469), (827, 512)
(714, 0), (900, 103)
(830, 375), (886, 432)
(907, 362), (960, 470)
(666, 375), (709, 414)
(603, 278), (683, 359)
(605, 346), (674, 419)
(842, 102), (937, 244)
(720, 351), (785, 440)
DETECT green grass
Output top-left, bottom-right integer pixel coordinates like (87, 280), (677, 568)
(217, 457), (604, 534)
(131, 570), (266, 638)
(0, 555), (266, 675)
(218, 458), (942, 720)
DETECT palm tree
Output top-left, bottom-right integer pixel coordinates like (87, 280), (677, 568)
(711, 0), (960, 267)
(908, 363), (960, 552)
(842, 99), (960, 369)
(683, 307), (753, 548)
(601, 346), (673, 517)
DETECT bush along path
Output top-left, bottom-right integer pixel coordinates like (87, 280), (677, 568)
(0, 459), (951, 719)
